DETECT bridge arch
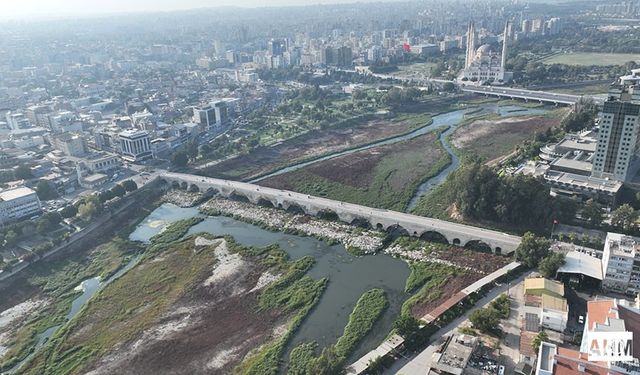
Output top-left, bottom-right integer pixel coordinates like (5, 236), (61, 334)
(419, 231), (449, 244)
(464, 240), (492, 253)
(386, 224), (410, 238)
(317, 209), (339, 221)
(257, 198), (276, 208)
(188, 184), (200, 193)
(452, 238), (461, 246)
(286, 203), (305, 215)
(229, 191), (251, 203)
(350, 217), (372, 229)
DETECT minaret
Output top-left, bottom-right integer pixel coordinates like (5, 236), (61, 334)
(501, 21), (510, 69)
(465, 22), (476, 69)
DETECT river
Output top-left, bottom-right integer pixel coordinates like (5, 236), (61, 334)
(128, 203), (412, 366)
(251, 104), (549, 212)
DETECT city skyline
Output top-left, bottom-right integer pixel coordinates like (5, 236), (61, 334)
(0, 0), (409, 19)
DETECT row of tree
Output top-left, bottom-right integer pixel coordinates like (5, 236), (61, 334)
(447, 162), (576, 229)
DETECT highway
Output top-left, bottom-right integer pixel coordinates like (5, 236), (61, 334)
(159, 171), (522, 253)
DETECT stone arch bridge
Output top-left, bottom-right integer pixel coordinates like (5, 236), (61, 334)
(159, 172), (521, 254)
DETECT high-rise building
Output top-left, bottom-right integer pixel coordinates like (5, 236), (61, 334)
(591, 70), (640, 182)
(118, 129), (152, 163)
(268, 39), (287, 56)
(212, 101), (229, 127)
(335, 46), (353, 67)
(321, 47), (335, 65)
(193, 105), (217, 129)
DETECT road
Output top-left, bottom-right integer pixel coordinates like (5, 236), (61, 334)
(387, 271), (532, 375)
(460, 85), (603, 105)
(160, 171), (522, 253)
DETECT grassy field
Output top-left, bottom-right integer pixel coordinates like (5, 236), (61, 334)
(261, 129), (451, 211)
(542, 52), (640, 66)
(550, 82), (611, 95)
(449, 108), (567, 162)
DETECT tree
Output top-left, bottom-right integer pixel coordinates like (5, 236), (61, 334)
(539, 252), (566, 278)
(469, 307), (501, 334)
(5, 230), (18, 248)
(78, 202), (98, 220)
(14, 165), (33, 180)
(393, 315), (420, 337)
(516, 232), (551, 268)
(611, 204), (638, 232)
(60, 205), (78, 219)
(532, 331), (549, 352)
(35, 180), (58, 201)
(111, 184), (126, 198)
(171, 151), (188, 168)
(121, 180), (138, 192)
(36, 212), (62, 235)
(306, 346), (344, 375)
(581, 199), (604, 226)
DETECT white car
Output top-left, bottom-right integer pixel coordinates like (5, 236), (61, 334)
(498, 365), (505, 375)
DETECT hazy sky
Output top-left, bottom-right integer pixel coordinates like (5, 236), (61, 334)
(1, 0), (377, 19)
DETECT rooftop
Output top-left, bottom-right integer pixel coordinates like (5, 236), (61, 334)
(557, 251), (603, 280)
(0, 187), (37, 201)
(524, 277), (565, 297)
(544, 170), (623, 194)
(541, 294), (568, 312)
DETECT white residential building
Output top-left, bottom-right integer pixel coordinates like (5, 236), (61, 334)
(601, 232), (640, 295)
(0, 187), (42, 224)
(540, 294), (569, 332)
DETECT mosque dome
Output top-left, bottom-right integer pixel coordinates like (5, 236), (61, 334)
(475, 44), (494, 55)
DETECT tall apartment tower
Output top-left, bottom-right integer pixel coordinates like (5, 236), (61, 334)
(592, 69), (640, 182)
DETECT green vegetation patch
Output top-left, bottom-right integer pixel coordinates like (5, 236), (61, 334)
(334, 288), (388, 359)
(401, 263), (459, 318)
(287, 342), (319, 375)
(542, 52), (640, 66)
(148, 217), (204, 249)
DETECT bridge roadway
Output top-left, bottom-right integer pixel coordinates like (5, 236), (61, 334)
(159, 172), (522, 254)
(460, 85), (603, 105)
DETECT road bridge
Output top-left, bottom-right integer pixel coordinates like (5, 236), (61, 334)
(460, 85), (603, 106)
(159, 172), (522, 254)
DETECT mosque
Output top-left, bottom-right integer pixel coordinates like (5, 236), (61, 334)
(459, 21), (513, 83)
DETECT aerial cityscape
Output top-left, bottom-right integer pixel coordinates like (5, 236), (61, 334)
(2, 0), (640, 374)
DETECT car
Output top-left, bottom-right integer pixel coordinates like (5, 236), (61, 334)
(578, 315), (585, 324)
(498, 365), (505, 375)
